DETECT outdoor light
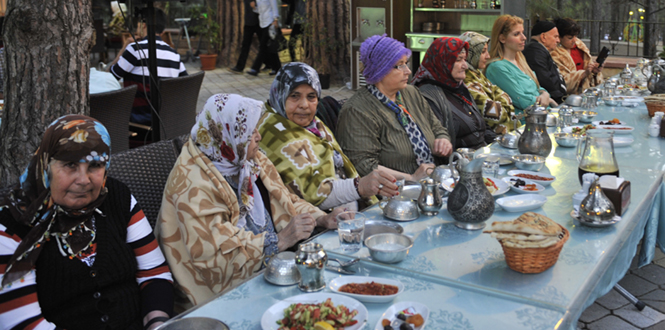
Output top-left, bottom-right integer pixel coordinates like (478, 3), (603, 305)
(640, 16), (644, 19)
(629, 11), (634, 15)
(638, 8), (644, 12)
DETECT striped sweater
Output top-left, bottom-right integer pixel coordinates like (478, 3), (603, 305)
(0, 178), (173, 330)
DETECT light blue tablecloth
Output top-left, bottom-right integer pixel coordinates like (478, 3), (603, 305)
(167, 102), (665, 330)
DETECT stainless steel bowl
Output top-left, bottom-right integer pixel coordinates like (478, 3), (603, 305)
(380, 196), (419, 221)
(553, 132), (581, 148)
(364, 220), (404, 238)
(364, 233), (413, 264)
(264, 251), (300, 286)
(565, 94), (584, 107)
(603, 96), (620, 106)
(161, 317), (230, 330)
(574, 110), (598, 123)
(511, 154), (546, 171)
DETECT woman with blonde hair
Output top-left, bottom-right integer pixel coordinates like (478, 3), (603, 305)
(485, 15), (556, 116)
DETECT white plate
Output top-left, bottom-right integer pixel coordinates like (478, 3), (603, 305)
(506, 170), (556, 186)
(563, 125), (597, 135)
(496, 195), (548, 212)
(441, 177), (509, 196)
(593, 120), (626, 126)
(373, 301), (429, 330)
(595, 125), (634, 134)
(328, 276), (404, 303)
(502, 177), (545, 194)
(474, 152), (514, 165)
(260, 293), (368, 330)
(613, 136), (634, 147)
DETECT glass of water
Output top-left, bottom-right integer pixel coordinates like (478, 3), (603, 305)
(337, 211), (367, 253)
(482, 156), (500, 178)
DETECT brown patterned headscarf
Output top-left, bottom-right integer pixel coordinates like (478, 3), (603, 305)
(1, 115), (111, 287)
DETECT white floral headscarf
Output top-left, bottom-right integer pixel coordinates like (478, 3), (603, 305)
(191, 94), (266, 228)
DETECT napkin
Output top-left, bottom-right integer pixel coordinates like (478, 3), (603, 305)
(598, 175), (624, 189)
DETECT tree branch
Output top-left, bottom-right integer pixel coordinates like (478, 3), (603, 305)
(628, 0), (646, 6)
(650, 6), (665, 14)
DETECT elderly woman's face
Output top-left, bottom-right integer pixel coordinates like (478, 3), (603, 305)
(246, 128), (262, 160)
(452, 49), (468, 82)
(285, 84), (318, 127)
(377, 55), (411, 94)
(50, 160), (105, 209)
(478, 43), (490, 70)
(560, 35), (576, 50)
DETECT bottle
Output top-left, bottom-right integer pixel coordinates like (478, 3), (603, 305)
(572, 174), (596, 213)
(494, 0), (501, 9)
(418, 0), (425, 7)
(490, 0), (496, 9)
(432, 0), (440, 8)
(470, 0), (477, 9)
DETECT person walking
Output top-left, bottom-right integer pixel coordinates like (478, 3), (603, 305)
(228, 0), (261, 74)
(247, 0), (281, 76)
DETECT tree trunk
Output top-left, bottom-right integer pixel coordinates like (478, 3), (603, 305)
(218, 0), (242, 67)
(589, 0), (602, 54)
(643, 0), (657, 57)
(304, 0), (350, 84)
(0, 0), (94, 186)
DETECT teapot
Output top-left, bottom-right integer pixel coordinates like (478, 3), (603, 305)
(295, 243), (327, 292)
(495, 113), (524, 148)
(517, 105), (552, 157)
(447, 152), (494, 230)
(417, 177), (443, 216)
(648, 61), (665, 94)
(379, 195), (420, 221)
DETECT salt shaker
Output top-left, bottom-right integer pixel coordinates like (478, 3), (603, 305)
(573, 173), (598, 212)
(654, 111), (665, 123)
(650, 124), (661, 137)
(295, 242), (327, 292)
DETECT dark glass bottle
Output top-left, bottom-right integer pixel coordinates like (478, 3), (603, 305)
(470, 0), (477, 9)
(432, 0), (441, 8)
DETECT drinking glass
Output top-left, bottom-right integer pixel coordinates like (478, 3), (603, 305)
(482, 156), (500, 178)
(337, 211), (367, 252)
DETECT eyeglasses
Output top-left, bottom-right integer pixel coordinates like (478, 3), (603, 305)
(393, 62), (411, 72)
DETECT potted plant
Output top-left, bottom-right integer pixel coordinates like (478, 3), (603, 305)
(191, 5), (220, 70)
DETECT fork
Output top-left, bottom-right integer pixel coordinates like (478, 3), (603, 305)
(329, 258), (360, 268)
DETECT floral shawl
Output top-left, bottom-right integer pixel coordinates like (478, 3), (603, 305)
(191, 94), (265, 228)
(550, 39), (603, 94)
(258, 105), (361, 206)
(0, 115), (111, 287)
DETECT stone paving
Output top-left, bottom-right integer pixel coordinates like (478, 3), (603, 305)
(184, 60), (665, 330)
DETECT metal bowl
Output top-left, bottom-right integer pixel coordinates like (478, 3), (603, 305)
(264, 251), (300, 286)
(565, 94), (584, 107)
(603, 96), (620, 106)
(511, 154), (546, 171)
(364, 220), (404, 238)
(161, 317), (230, 330)
(553, 132), (581, 148)
(380, 196), (420, 221)
(574, 110), (598, 123)
(364, 233), (413, 264)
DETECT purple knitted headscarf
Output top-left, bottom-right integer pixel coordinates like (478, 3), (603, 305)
(360, 34), (412, 85)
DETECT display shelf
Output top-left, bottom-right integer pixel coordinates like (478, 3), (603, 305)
(414, 8), (501, 13)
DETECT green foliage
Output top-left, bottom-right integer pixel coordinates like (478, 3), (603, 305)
(190, 5), (221, 54)
(526, 0), (587, 23)
(659, 45), (665, 59)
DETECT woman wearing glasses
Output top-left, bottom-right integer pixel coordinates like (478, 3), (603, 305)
(337, 34), (453, 182)
(412, 37), (497, 150)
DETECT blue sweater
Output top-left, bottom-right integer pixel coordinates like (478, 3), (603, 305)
(485, 59), (545, 113)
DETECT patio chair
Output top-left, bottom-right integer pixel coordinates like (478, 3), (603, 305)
(90, 85), (138, 154)
(158, 71), (205, 140)
(316, 96), (343, 135)
(107, 138), (181, 228)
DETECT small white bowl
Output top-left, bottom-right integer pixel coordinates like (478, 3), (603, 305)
(496, 195), (548, 212)
(328, 276), (404, 303)
(502, 177), (545, 194)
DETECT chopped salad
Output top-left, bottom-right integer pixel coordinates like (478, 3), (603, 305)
(277, 298), (358, 330)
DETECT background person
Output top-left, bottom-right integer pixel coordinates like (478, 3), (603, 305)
(412, 37), (497, 150)
(551, 17), (603, 94)
(228, 0), (261, 74)
(156, 94), (339, 310)
(337, 34), (452, 180)
(522, 20), (567, 104)
(259, 62), (395, 212)
(459, 31), (516, 135)
(485, 15), (556, 118)
(0, 115), (173, 330)
(247, 0), (281, 76)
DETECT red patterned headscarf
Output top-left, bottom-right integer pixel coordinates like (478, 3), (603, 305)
(411, 37), (469, 89)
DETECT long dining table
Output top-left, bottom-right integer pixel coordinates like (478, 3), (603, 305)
(162, 100), (665, 330)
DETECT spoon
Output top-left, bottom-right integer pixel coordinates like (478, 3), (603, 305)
(329, 258), (360, 268)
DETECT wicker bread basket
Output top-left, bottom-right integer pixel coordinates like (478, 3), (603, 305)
(500, 225), (569, 274)
(644, 95), (665, 117)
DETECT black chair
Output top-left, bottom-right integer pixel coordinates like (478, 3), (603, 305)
(90, 85), (138, 154)
(107, 138), (183, 228)
(158, 71), (205, 140)
(315, 96), (343, 135)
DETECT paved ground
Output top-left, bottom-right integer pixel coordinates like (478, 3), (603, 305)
(183, 60), (665, 330)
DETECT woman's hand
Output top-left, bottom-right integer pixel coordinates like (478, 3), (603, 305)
(536, 91), (551, 107)
(277, 213), (316, 251)
(548, 98), (558, 107)
(411, 163), (435, 182)
(358, 169), (398, 198)
(591, 62), (603, 74)
(432, 138), (453, 157)
(316, 207), (344, 229)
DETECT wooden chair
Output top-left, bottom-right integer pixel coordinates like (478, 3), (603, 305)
(107, 137), (185, 228)
(90, 85), (137, 154)
(158, 71), (205, 140)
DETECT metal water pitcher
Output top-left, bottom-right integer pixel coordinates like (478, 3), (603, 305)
(418, 177), (443, 215)
(447, 152), (494, 230)
(517, 105), (552, 157)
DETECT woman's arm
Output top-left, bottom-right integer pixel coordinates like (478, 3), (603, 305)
(486, 62), (539, 111)
(126, 196), (174, 330)
(0, 226), (58, 330)
(336, 103), (382, 177)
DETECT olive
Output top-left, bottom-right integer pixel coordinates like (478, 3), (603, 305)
(396, 314), (407, 321)
(400, 323), (413, 330)
(384, 326), (394, 330)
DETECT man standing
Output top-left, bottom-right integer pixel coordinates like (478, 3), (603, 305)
(246, 0), (280, 76)
(228, 0), (261, 74)
(108, 8), (187, 126)
(523, 20), (567, 105)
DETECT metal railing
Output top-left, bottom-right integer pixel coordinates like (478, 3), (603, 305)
(562, 19), (664, 58)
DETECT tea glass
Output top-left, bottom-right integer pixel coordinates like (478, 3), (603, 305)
(482, 155), (500, 178)
(337, 211), (367, 252)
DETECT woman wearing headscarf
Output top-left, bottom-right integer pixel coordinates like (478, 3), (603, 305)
(412, 37), (497, 150)
(258, 62), (395, 211)
(550, 18), (603, 94)
(459, 31), (517, 135)
(485, 15), (556, 116)
(0, 115), (174, 330)
(155, 94), (339, 310)
(337, 34), (452, 180)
